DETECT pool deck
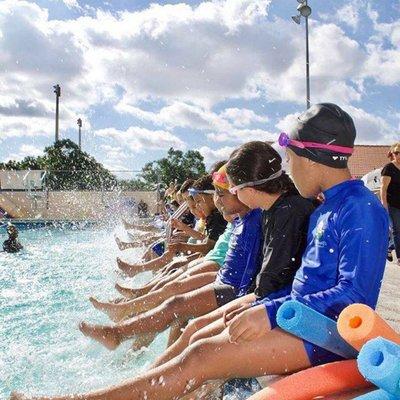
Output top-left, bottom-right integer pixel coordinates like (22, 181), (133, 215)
(376, 260), (400, 332)
(257, 260), (400, 399)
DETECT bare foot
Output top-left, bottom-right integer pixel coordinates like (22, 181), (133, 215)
(9, 393), (52, 400)
(115, 282), (138, 299)
(88, 297), (127, 323)
(10, 393), (28, 400)
(79, 321), (122, 350)
(116, 257), (144, 277)
(115, 236), (126, 251)
(130, 332), (157, 351)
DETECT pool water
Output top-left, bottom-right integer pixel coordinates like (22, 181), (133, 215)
(0, 227), (167, 399)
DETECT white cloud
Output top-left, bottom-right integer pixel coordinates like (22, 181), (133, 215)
(321, 1), (362, 30)
(6, 144), (43, 161)
(0, 0), (397, 148)
(116, 100), (271, 141)
(207, 127), (276, 143)
(95, 126), (186, 153)
(219, 108), (269, 127)
(336, 3), (360, 29)
(362, 6), (400, 85)
(98, 145), (134, 173)
(197, 145), (237, 165)
(275, 112), (301, 134)
(346, 105), (396, 143)
(62, 0), (81, 10)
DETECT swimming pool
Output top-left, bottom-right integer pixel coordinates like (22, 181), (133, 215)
(0, 227), (167, 399)
(1, 226), (258, 399)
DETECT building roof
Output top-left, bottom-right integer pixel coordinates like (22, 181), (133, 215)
(268, 141), (391, 178)
(349, 145), (391, 178)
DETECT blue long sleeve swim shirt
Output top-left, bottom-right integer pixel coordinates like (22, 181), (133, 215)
(217, 208), (263, 296)
(261, 179), (389, 328)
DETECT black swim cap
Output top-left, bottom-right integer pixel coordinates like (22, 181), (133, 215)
(288, 103), (356, 168)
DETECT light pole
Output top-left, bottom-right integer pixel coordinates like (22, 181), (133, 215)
(77, 118), (82, 149)
(292, 0), (312, 109)
(53, 84), (61, 142)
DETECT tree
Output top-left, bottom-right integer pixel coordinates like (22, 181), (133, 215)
(44, 140), (117, 190)
(0, 139), (117, 190)
(118, 178), (153, 191)
(0, 144), (206, 191)
(140, 148), (206, 187)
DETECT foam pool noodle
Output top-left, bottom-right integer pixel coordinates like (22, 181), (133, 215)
(276, 300), (357, 359)
(247, 360), (372, 400)
(337, 304), (400, 351)
(352, 389), (397, 400)
(357, 337), (400, 398)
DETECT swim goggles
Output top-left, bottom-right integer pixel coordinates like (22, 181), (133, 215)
(278, 132), (354, 155)
(229, 169), (283, 195)
(212, 171), (230, 190)
(188, 188), (215, 197)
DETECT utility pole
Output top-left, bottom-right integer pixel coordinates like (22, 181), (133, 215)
(53, 84), (61, 142)
(292, 1), (312, 109)
(77, 118), (82, 149)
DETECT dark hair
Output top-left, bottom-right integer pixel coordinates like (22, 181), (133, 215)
(209, 160), (227, 174)
(226, 141), (297, 195)
(180, 178), (195, 194)
(192, 175), (214, 191)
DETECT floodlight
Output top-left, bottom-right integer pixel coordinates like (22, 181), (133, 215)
(292, 15), (301, 24)
(297, 3), (312, 17)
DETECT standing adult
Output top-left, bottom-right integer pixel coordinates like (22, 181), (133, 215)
(381, 142), (400, 265)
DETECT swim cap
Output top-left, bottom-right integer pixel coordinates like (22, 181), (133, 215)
(287, 103), (356, 168)
(212, 165), (230, 190)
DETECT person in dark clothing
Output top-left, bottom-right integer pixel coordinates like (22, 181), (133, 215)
(381, 142), (400, 264)
(137, 200), (149, 218)
(3, 224), (23, 253)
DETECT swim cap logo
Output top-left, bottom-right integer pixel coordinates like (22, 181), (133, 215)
(332, 156), (348, 161)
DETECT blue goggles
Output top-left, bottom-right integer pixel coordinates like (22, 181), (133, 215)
(188, 188), (215, 197)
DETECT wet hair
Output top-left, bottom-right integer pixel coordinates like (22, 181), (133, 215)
(191, 175), (214, 191)
(226, 141), (297, 195)
(388, 142), (400, 160)
(209, 160), (228, 174)
(180, 179), (195, 194)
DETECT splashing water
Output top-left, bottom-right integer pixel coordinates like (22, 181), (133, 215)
(0, 227), (167, 399)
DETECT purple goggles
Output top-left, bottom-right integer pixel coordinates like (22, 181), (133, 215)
(278, 132), (354, 155)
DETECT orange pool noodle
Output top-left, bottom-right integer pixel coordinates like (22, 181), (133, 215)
(247, 360), (372, 400)
(337, 304), (400, 351)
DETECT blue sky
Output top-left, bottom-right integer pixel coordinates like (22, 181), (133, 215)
(0, 0), (399, 174)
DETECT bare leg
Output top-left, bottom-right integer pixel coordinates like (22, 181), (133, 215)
(114, 283), (144, 299)
(13, 328), (310, 400)
(89, 272), (217, 322)
(152, 293), (256, 368)
(167, 320), (187, 347)
(115, 237), (141, 251)
(116, 251), (176, 277)
(113, 261), (190, 300)
(116, 257), (145, 277)
(79, 284), (219, 350)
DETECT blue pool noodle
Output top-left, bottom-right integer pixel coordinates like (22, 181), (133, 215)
(276, 300), (357, 359)
(358, 337), (400, 398)
(352, 389), (397, 400)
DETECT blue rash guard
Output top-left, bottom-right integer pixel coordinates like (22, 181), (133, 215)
(216, 208), (263, 296)
(259, 180), (389, 364)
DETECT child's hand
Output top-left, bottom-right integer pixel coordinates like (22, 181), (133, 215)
(227, 305), (271, 343)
